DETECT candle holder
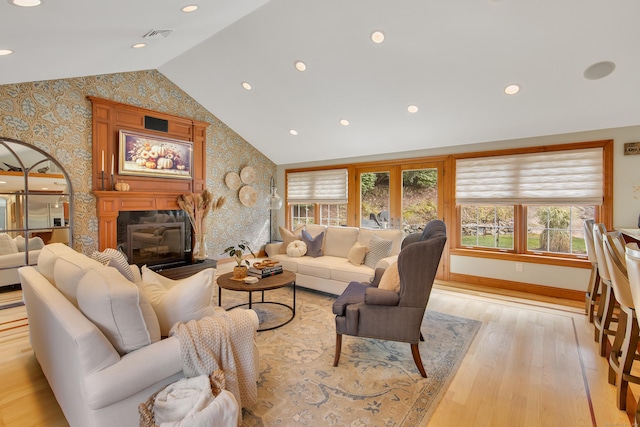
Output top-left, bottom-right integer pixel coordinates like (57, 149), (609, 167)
(101, 171), (105, 190)
(111, 174), (114, 190)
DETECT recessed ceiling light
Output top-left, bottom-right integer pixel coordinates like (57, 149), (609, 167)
(41, 187), (48, 190)
(132, 43), (146, 49)
(504, 84), (520, 95)
(340, 119), (350, 126)
(241, 82), (252, 91)
(407, 105), (419, 113)
(10, 0), (41, 7)
(289, 129), (298, 136)
(0, 49), (13, 56)
(181, 4), (198, 13)
(0, 181), (6, 184)
(294, 61), (307, 72)
(371, 31), (385, 44)
(584, 61), (616, 80)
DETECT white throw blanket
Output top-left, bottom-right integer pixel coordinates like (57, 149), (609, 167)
(169, 310), (258, 411)
(154, 375), (239, 427)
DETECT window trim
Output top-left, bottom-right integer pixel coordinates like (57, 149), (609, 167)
(450, 139), (613, 264)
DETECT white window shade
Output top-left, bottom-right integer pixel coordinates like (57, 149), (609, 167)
(456, 147), (603, 205)
(287, 169), (348, 204)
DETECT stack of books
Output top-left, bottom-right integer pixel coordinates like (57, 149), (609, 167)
(248, 263), (283, 278)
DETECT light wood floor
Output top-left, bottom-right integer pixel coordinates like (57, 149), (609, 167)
(0, 283), (636, 427)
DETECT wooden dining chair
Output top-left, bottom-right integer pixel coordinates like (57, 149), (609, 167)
(624, 242), (640, 424)
(584, 219), (600, 322)
(593, 223), (619, 356)
(603, 232), (640, 410)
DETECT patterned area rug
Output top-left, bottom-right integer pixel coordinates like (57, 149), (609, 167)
(221, 287), (481, 427)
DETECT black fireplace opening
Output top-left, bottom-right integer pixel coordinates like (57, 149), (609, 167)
(117, 210), (193, 270)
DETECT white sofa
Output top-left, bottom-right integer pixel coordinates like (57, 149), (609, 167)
(0, 234), (44, 287)
(265, 224), (403, 295)
(19, 243), (258, 427)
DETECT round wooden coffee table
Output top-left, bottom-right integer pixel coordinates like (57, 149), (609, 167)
(216, 270), (296, 331)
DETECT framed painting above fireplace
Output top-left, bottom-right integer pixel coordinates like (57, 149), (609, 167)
(119, 130), (193, 180)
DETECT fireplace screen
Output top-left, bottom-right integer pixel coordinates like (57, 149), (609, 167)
(126, 222), (185, 267)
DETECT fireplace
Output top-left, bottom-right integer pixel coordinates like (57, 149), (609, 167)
(117, 210), (192, 269)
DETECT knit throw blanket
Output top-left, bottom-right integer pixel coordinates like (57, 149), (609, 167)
(169, 310), (258, 411)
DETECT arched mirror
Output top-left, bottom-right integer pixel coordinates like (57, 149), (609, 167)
(0, 137), (73, 288)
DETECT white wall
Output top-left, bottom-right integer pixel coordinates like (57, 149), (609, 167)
(276, 125), (640, 291)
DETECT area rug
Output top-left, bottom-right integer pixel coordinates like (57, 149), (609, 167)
(220, 287), (481, 427)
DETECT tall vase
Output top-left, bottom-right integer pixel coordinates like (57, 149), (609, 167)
(193, 233), (208, 262)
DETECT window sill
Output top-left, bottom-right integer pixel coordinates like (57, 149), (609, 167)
(449, 248), (590, 269)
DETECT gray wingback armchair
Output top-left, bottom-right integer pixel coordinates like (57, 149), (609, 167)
(332, 220), (447, 377)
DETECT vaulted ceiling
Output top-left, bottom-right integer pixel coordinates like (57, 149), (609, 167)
(1, 0), (638, 165)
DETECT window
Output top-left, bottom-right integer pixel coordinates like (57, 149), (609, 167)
(320, 203), (347, 227)
(461, 205), (514, 250)
(291, 204), (314, 229)
(527, 205), (594, 255)
(287, 169), (348, 228)
(455, 145), (606, 258)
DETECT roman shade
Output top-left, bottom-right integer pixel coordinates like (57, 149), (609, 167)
(287, 169), (348, 204)
(455, 147), (603, 205)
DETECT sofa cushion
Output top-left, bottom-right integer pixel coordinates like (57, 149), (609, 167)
(140, 266), (216, 336)
(91, 248), (135, 282)
(329, 257), (376, 283)
(324, 226), (359, 258)
(54, 253), (107, 306)
(296, 257), (332, 279)
(278, 225), (305, 254)
(0, 233), (18, 255)
(77, 267), (157, 355)
(15, 235), (45, 252)
(347, 242), (368, 266)
(37, 243), (78, 285)
(358, 228), (403, 256)
(364, 235), (393, 269)
(302, 230), (324, 257)
(378, 261), (400, 292)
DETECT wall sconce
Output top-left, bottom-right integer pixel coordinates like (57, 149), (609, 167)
(269, 177), (282, 242)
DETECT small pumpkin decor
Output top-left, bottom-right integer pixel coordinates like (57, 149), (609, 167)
(286, 240), (307, 258)
(114, 181), (130, 192)
(222, 240), (256, 279)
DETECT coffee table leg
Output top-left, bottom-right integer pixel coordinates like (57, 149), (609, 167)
(248, 291), (252, 309)
(218, 287), (222, 307)
(293, 281), (296, 316)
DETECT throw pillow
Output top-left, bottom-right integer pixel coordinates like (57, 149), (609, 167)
(347, 242), (369, 266)
(91, 248), (135, 282)
(364, 235), (393, 269)
(287, 240), (307, 257)
(140, 266), (215, 336)
(77, 267), (160, 355)
(14, 235), (45, 252)
(301, 229), (324, 258)
(378, 262), (401, 293)
(0, 233), (18, 255)
(278, 225), (305, 254)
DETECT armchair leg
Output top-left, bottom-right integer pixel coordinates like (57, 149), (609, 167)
(411, 343), (428, 378)
(334, 334), (342, 367)
(420, 332), (424, 342)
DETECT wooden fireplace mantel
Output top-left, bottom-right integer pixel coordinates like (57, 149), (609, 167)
(89, 97), (208, 250)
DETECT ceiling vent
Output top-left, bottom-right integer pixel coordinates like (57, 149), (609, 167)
(142, 29), (173, 39)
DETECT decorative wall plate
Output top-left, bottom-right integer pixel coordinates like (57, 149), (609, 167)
(239, 185), (257, 207)
(240, 166), (256, 184)
(225, 172), (241, 190)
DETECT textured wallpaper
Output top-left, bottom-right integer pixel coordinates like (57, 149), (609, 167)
(0, 69), (276, 258)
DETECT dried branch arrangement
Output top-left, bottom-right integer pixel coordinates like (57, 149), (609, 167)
(177, 189), (225, 237)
